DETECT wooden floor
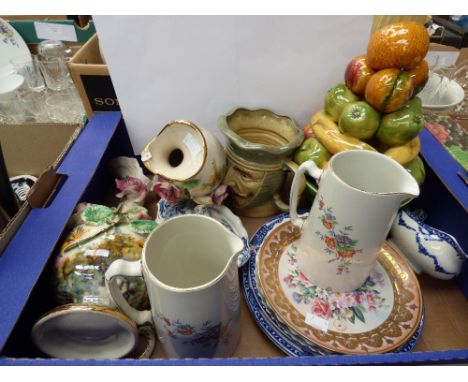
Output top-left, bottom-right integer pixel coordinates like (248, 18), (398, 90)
(151, 216), (468, 359)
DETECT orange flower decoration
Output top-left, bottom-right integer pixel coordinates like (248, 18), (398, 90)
(322, 220), (334, 230)
(338, 249), (357, 259)
(325, 236), (336, 249)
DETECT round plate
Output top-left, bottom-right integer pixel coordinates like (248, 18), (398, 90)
(251, 212), (423, 355)
(241, 252), (424, 357)
(0, 18), (31, 69)
(32, 304), (139, 359)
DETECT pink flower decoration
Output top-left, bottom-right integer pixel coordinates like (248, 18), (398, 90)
(366, 292), (376, 311)
(298, 271), (312, 286)
(311, 298), (331, 319)
(354, 294), (362, 305)
(283, 274), (293, 286)
(151, 177), (183, 205)
(212, 184), (228, 205)
(115, 176), (147, 204)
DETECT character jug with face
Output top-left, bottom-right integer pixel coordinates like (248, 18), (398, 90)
(289, 150), (420, 292)
(218, 108), (303, 217)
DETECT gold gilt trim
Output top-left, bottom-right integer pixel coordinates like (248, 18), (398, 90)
(37, 303), (138, 333)
(142, 120), (208, 182)
(257, 221), (423, 355)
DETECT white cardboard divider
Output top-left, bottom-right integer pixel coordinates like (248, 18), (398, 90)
(93, 15), (372, 153)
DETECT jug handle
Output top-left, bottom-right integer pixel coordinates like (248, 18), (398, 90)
(105, 259), (152, 326)
(273, 161), (306, 212)
(290, 160), (323, 227)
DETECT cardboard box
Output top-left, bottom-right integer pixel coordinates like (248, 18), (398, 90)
(0, 123), (82, 255)
(68, 34), (120, 117)
(0, 113), (467, 365)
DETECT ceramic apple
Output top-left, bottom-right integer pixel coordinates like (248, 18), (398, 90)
(324, 84), (359, 122)
(303, 124), (314, 139)
(345, 55), (375, 96)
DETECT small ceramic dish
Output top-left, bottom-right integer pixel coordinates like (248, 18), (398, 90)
(31, 304), (156, 359)
(419, 72), (465, 111)
(390, 210), (467, 280)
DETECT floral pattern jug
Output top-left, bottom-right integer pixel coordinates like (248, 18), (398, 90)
(289, 150), (419, 292)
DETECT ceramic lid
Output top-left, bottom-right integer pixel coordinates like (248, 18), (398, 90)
(31, 304), (139, 359)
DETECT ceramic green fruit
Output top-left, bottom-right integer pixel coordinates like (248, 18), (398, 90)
(404, 155), (425, 186)
(377, 98), (424, 147)
(293, 137), (331, 168)
(324, 84), (360, 122)
(338, 101), (381, 140)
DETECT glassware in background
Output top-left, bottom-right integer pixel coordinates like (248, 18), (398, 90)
(11, 55), (46, 92)
(38, 40), (66, 59)
(45, 88), (84, 124)
(38, 56), (71, 91)
(0, 95), (27, 124)
(17, 90), (47, 122)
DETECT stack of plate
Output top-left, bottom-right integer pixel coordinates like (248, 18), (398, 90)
(241, 212), (425, 356)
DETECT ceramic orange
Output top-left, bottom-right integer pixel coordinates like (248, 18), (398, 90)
(367, 22), (429, 70)
(365, 69), (414, 113)
(408, 59), (429, 92)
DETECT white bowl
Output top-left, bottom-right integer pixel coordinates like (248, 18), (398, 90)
(419, 73), (465, 110)
(0, 73), (24, 101)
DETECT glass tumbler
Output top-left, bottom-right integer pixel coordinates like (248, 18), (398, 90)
(38, 56), (70, 91)
(18, 90), (47, 120)
(11, 55), (46, 92)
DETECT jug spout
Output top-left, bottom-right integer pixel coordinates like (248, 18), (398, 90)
(392, 167), (420, 204)
(227, 230), (245, 261)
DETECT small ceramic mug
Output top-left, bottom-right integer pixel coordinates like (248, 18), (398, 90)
(105, 214), (244, 358)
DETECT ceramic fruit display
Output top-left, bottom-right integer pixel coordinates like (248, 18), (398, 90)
(294, 21), (430, 187)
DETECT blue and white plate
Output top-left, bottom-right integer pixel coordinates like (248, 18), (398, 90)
(241, 212), (425, 357)
(156, 200), (250, 267)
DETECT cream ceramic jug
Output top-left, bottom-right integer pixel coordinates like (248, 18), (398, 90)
(105, 214), (244, 358)
(289, 150), (420, 292)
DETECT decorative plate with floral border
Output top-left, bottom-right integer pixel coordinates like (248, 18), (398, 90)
(0, 17), (31, 69)
(241, 253), (424, 357)
(254, 212), (423, 355)
(243, 212), (424, 356)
